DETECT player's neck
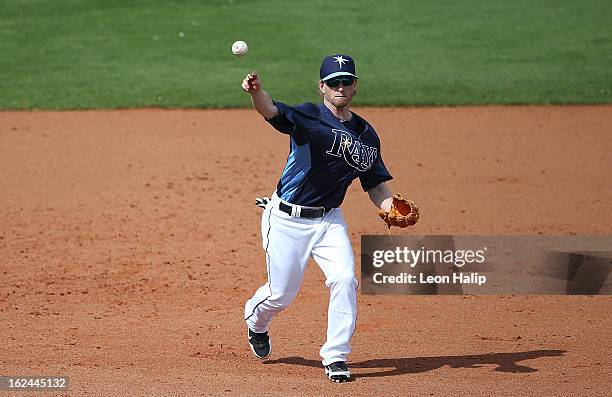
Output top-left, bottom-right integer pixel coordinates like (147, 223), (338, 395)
(323, 99), (352, 122)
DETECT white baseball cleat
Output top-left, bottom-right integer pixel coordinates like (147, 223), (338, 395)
(325, 361), (351, 383)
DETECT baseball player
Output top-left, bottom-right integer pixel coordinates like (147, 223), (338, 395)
(242, 54), (397, 383)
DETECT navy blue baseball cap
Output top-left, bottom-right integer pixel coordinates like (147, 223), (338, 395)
(320, 54), (359, 82)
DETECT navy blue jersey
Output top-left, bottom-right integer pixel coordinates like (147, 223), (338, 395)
(266, 101), (393, 208)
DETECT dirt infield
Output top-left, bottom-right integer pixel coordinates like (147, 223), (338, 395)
(1, 106), (610, 396)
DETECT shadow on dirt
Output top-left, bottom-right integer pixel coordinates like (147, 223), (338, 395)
(264, 349), (566, 378)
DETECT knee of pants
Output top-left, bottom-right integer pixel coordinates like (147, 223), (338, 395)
(325, 273), (358, 290)
(267, 291), (299, 309)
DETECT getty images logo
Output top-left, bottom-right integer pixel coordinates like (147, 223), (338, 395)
(371, 246), (488, 268)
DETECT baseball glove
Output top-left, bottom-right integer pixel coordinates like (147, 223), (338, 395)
(378, 194), (419, 228)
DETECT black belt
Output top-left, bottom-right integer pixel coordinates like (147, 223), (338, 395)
(279, 202), (331, 219)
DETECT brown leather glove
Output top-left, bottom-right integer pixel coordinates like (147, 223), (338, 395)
(378, 193), (420, 228)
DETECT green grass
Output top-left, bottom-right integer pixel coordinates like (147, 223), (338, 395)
(1, 0), (611, 109)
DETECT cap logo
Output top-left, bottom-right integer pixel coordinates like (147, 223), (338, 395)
(333, 55), (348, 68)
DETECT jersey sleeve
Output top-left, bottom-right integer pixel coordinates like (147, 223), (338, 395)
(359, 152), (394, 192)
(265, 101), (318, 146)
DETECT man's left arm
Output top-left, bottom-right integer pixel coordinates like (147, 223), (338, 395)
(367, 182), (393, 212)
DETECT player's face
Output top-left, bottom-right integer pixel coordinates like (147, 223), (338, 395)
(320, 77), (358, 108)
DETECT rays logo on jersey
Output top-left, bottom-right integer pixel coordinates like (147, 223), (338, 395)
(325, 129), (378, 172)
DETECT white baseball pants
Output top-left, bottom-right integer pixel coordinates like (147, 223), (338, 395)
(244, 193), (358, 366)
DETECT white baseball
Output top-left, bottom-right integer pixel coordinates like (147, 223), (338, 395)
(232, 40), (248, 56)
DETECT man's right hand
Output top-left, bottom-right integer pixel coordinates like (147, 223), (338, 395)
(241, 72), (279, 119)
(242, 72), (261, 93)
